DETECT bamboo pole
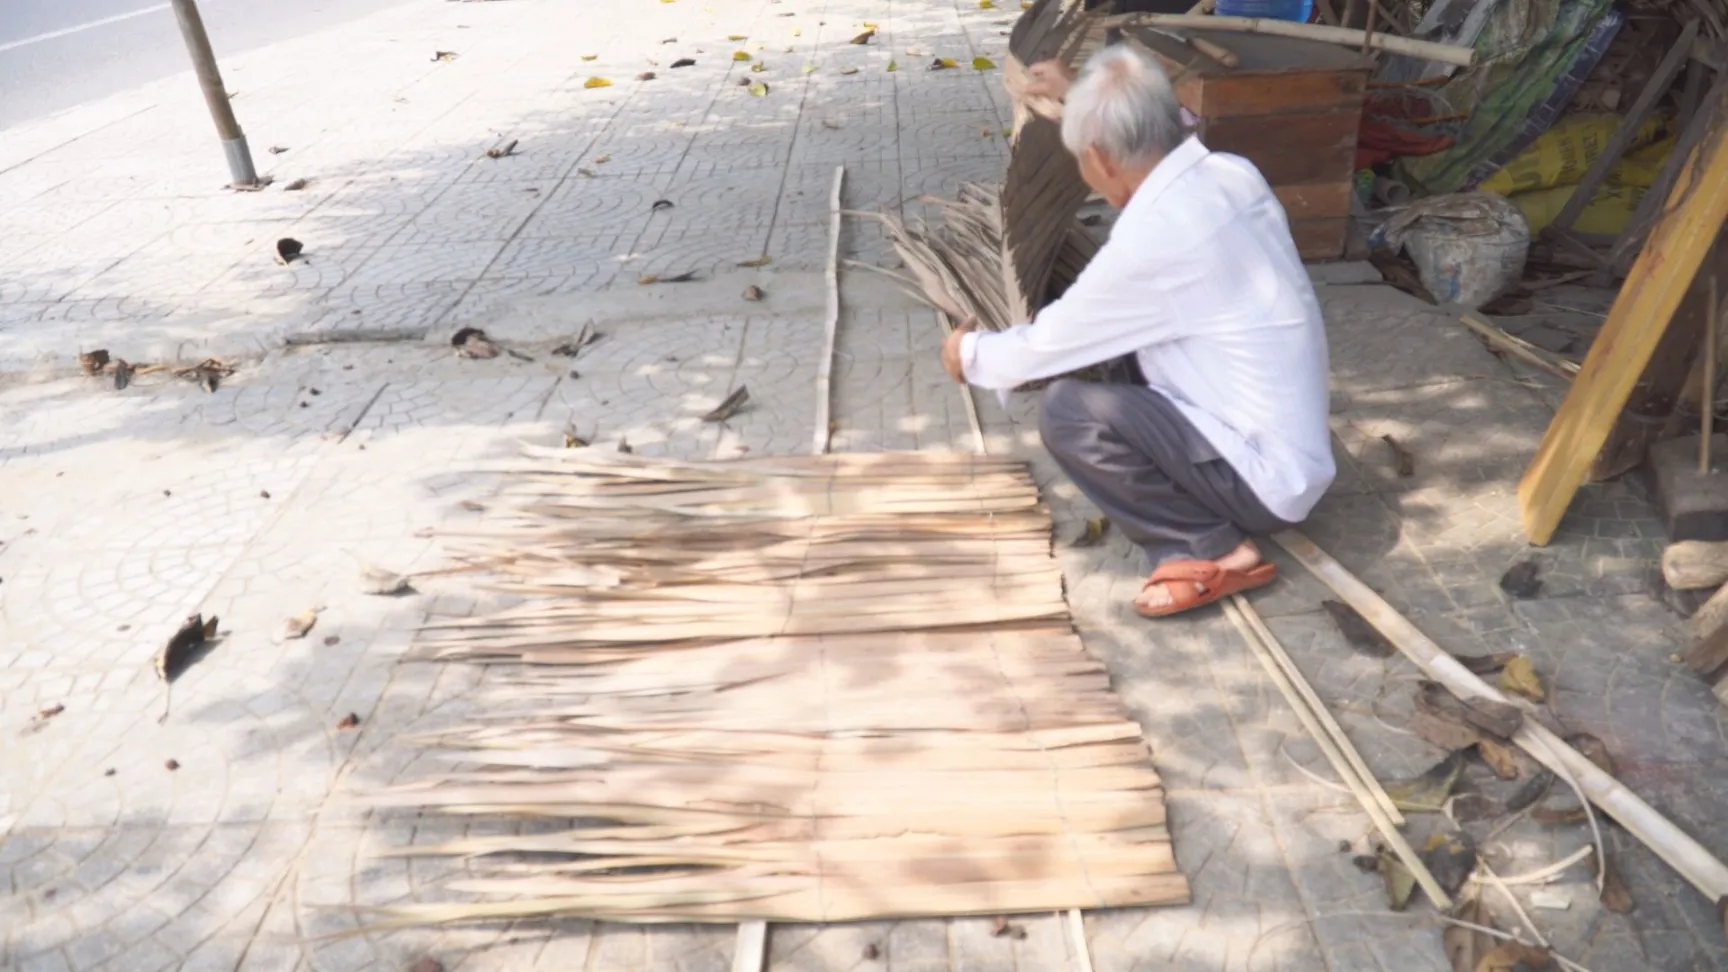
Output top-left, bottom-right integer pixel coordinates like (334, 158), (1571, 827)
(1272, 529), (1728, 904)
(1455, 311), (1581, 380)
(813, 165), (846, 455)
(732, 922), (767, 972)
(1102, 13), (1476, 66)
(1222, 599), (1452, 909)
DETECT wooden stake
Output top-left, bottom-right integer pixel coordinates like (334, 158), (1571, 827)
(1273, 529), (1728, 903)
(732, 921), (767, 972)
(1066, 908), (1095, 972)
(813, 165), (845, 456)
(1706, 274), (1719, 474)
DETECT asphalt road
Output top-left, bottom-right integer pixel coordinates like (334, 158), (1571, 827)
(0, 0), (417, 132)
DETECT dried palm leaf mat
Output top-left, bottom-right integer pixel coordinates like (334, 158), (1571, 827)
(368, 449), (1189, 926)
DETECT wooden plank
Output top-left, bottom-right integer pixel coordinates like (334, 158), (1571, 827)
(1179, 68), (1367, 119)
(1290, 218), (1349, 261)
(1200, 109), (1359, 186)
(1275, 182), (1354, 220)
(1518, 94), (1728, 544)
(1551, 20), (1698, 235)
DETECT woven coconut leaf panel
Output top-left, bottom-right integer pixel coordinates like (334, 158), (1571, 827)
(370, 450), (1188, 926)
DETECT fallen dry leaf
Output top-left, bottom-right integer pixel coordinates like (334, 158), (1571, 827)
(79, 349), (110, 375)
(702, 386), (750, 422)
(563, 431), (589, 448)
(1070, 516), (1110, 548)
(930, 57), (959, 70)
(1381, 434), (1415, 477)
(1499, 656), (1545, 702)
(593, 154), (611, 164)
(274, 238), (304, 265)
(1600, 852), (1634, 913)
(737, 254), (771, 268)
(164, 758), (180, 771)
(1454, 651), (1520, 675)
(972, 56), (997, 70)
(637, 71), (657, 81)
(283, 178), (309, 191)
(357, 561), (412, 596)
(1444, 897), (1498, 972)
(113, 359), (135, 390)
(336, 713), (361, 730)
(584, 77), (612, 89)
(1499, 560), (1542, 599)
(886, 58), (898, 72)
(274, 608), (320, 644)
(485, 139), (518, 159)
(1477, 738), (1520, 780)
(651, 199), (674, 212)
(1473, 942), (1553, 972)
(671, 57), (696, 68)
(431, 50), (459, 62)
(451, 327), (501, 359)
(748, 81), (770, 96)
(1380, 846), (1417, 910)
(743, 284), (765, 301)
(751, 61), (767, 72)
(733, 50), (752, 61)
(1421, 830), (1476, 896)
(580, 54), (597, 61)
(1384, 750), (1467, 813)
(850, 27), (876, 44)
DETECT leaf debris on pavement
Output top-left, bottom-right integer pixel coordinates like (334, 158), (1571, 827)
(432, 50), (459, 61)
(637, 71), (657, 81)
(79, 349), (110, 375)
(702, 386), (751, 422)
(1499, 560), (1542, 599)
(972, 56), (997, 70)
(1384, 750), (1467, 812)
(1070, 516), (1110, 548)
(651, 199), (674, 212)
(743, 284), (765, 301)
(357, 560), (413, 596)
(638, 270), (699, 285)
(1381, 433), (1415, 477)
(274, 608), (320, 644)
(336, 713), (361, 730)
(22, 702), (65, 736)
(1498, 655), (1545, 702)
(284, 178), (309, 191)
(737, 255), (771, 268)
(748, 81), (770, 96)
(485, 139), (519, 158)
(584, 77), (612, 89)
(930, 57), (959, 70)
(452, 327), (501, 359)
(155, 612), (223, 724)
(671, 58), (696, 68)
(274, 238), (305, 265)
(267, 145), (288, 154)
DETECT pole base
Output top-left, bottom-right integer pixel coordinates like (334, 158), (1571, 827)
(222, 135), (259, 188)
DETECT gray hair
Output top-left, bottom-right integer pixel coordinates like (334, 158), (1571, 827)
(1059, 44), (1185, 167)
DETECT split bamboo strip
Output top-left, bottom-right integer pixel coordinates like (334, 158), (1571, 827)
(813, 165), (845, 456)
(1101, 13), (1476, 65)
(373, 452), (1188, 928)
(1272, 529), (1728, 904)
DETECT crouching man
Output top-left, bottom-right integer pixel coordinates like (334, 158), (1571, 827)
(941, 43), (1334, 618)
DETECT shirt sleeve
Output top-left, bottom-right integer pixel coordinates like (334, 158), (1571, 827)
(960, 232), (1213, 391)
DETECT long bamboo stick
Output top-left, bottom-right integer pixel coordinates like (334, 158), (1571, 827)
(813, 165), (845, 456)
(1272, 529), (1728, 903)
(1221, 599), (1451, 909)
(1103, 13), (1476, 66)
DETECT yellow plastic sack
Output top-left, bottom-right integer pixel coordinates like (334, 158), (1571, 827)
(1479, 113), (1669, 195)
(1611, 135), (1674, 189)
(1510, 182), (1647, 236)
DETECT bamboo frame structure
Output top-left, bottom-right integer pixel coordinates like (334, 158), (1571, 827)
(369, 451), (1190, 928)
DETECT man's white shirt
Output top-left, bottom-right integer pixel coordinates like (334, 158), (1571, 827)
(959, 136), (1335, 523)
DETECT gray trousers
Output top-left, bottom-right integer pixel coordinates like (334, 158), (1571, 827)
(1039, 379), (1293, 567)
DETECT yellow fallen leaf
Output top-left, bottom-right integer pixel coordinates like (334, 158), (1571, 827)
(747, 81), (769, 96)
(1499, 656), (1546, 702)
(886, 58), (897, 72)
(584, 77), (612, 88)
(737, 255), (771, 268)
(580, 55), (598, 61)
(980, 0), (996, 7)
(803, 63), (817, 74)
(1001, 127), (1013, 137)
(931, 57), (958, 70)
(728, 34), (747, 40)
(638, 274), (659, 285)
(839, 66), (859, 75)
(751, 61), (766, 72)
(863, 21), (878, 28)
(733, 50), (751, 61)
(972, 56), (996, 70)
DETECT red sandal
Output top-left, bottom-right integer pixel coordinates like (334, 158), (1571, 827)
(1135, 559), (1278, 618)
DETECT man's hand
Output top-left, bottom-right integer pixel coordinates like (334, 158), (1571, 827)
(1025, 60), (1076, 103)
(941, 317), (978, 385)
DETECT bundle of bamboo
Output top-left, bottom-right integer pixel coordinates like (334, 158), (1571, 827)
(369, 449), (1189, 927)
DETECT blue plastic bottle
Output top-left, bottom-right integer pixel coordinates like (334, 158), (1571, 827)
(1215, 0), (1313, 23)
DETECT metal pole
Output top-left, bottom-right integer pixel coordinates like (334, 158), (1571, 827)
(168, 0), (257, 187)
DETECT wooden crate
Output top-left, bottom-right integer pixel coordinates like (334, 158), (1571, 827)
(1131, 30), (1371, 262)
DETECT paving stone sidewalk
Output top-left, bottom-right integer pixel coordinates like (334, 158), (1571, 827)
(4, 1), (1728, 970)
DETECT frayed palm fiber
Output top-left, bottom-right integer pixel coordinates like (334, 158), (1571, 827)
(871, 0), (1116, 387)
(369, 450), (1187, 928)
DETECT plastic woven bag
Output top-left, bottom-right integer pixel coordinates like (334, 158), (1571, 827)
(1374, 193), (1531, 309)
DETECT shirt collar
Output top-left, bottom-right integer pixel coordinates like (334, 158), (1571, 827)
(1124, 136), (1209, 213)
